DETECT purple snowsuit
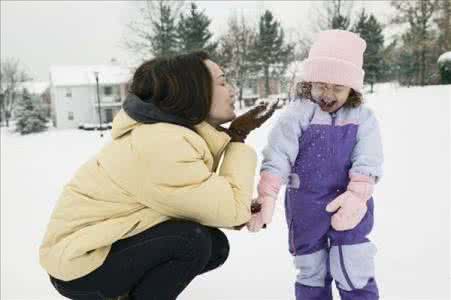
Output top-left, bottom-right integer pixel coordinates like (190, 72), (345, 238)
(261, 99), (383, 300)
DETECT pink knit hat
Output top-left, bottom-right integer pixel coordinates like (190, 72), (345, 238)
(302, 29), (367, 92)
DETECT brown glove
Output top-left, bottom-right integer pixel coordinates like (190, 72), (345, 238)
(227, 100), (279, 142)
(232, 201), (266, 230)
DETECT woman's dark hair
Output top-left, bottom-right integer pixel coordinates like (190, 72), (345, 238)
(129, 51), (212, 124)
(296, 81), (363, 108)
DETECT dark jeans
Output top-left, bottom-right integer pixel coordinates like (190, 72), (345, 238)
(50, 220), (230, 300)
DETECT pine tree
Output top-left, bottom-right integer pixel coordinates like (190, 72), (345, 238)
(151, 2), (179, 56)
(177, 2), (217, 56)
(125, 1), (183, 58)
(352, 9), (385, 93)
(332, 14), (350, 30)
(251, 10), (295, 97)
(14, 89), (48, 134)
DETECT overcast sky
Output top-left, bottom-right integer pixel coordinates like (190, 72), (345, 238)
(1, 1), (395, 81)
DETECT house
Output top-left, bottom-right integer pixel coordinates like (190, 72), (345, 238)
(49, 64), (132, 129)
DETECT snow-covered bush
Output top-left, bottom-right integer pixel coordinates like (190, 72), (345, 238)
(437, 51), (451, 84)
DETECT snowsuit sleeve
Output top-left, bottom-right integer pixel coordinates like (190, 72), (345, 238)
(349, 107), (384, 182)
(260, 100), (310, 184)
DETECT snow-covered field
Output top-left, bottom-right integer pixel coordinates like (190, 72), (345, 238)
(1, 83), (450, 299)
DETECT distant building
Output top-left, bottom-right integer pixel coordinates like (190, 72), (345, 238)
(49, 64), (132, 129)
(240, 60), (305, 106)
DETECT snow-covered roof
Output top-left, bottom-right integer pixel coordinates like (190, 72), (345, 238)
(438, 51), (451, 64)
(49, 64), (133, 87)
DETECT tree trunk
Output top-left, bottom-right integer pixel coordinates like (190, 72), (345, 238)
(421, 49), (426, 86)
(264, 66), (270, 97)
(239, 86), (243, 109)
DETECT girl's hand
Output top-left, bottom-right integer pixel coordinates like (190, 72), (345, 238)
(247, 196), (275, 232)
(326, 191), (368, 231)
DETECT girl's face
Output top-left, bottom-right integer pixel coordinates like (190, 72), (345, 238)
(204, 59), (236, 126)
(311, 82), (351, 113)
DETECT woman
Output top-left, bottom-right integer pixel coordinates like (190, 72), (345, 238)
(40, 51), (276, 299)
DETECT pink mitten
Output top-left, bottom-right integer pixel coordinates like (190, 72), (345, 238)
(246, 171), (282, 232)
(247, 205), (265, 232)
(325, 174), (375, 231)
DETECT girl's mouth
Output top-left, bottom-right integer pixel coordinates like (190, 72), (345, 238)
(318, 98), (337, 110)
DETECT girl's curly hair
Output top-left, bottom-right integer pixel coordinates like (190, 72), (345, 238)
(296, 81), (363, 108)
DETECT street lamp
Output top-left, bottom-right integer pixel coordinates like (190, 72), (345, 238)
(94, 71), (103, 137)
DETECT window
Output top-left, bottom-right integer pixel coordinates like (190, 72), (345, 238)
(104, 86), (113, 96)
(68, 112), (74, 121)
(65, 88), (72, 97)
(105, 108), (113, 122)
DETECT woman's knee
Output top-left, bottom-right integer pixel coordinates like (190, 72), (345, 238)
(171, 220), (213, 261)
(208, 228), (230, 265)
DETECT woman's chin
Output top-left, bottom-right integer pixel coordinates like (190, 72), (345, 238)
(218, 113), (236, 126)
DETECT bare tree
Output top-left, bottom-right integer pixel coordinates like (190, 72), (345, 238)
(217, 13), (257, 108)
(297, 0), (354, 60)
(124, 0), (184, 59)
(435, 0), (451, 53)
(285, 60), (302, 102)
(0, 58), (30, 127)
(391, 0), (439, 86)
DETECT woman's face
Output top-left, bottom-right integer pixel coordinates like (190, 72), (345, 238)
(311, 82), (351, 113)
(204, 59), (236, 126)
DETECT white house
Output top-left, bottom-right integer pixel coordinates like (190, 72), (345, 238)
(49, 64), (132, 129)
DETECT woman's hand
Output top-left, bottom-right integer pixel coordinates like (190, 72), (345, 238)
(227, 100), (279, 142)
(247, 196), (275, 232)
(232, 202), (262, 230)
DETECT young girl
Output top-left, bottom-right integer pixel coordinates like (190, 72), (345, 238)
(248, 30), (383, 300)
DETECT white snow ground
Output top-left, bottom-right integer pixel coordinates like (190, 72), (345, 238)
(1, 83), (450, 299)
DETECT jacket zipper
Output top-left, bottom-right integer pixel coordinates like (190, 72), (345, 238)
(330, 112), (339, 193)
(330, 112), (336, 161)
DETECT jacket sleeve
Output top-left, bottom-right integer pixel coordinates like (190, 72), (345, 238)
(350, 107), (384, 183)
(136, 133), (257, 228)
(260, 101), (305, 184)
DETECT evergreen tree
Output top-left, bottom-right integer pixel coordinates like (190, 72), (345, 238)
(251, 10), (295, 97)
(352, 9), (385, 92)
(332, 14), (350, 30)
(14, 89), (48, 134)
(125, 1), (183, 58)
(151, 2), (179, 56)
(177, 2), (217, 56)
